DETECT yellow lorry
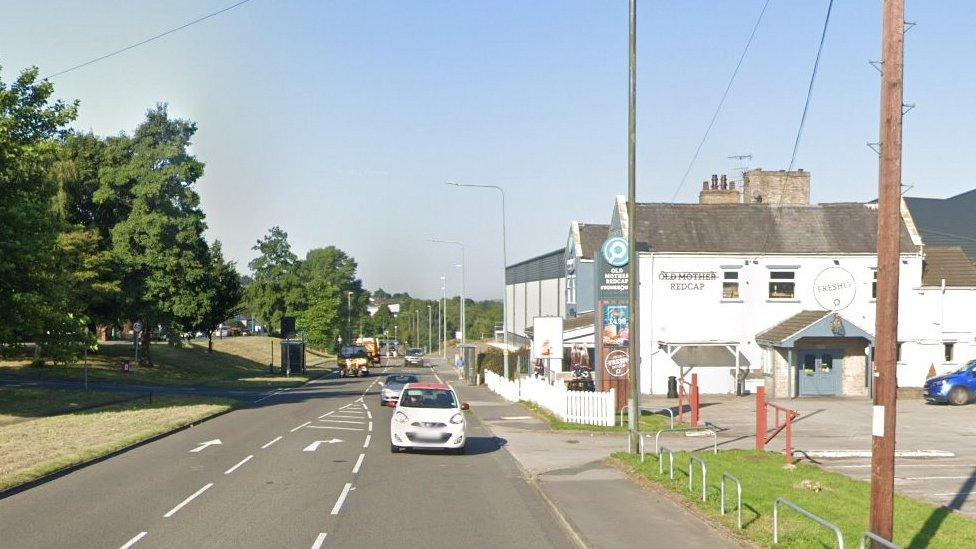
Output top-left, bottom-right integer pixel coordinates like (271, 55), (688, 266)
(355, 337), (381, 365)
(337, 346), (371, 377)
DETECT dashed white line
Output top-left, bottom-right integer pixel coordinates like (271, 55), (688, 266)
(368, 421), (373, 432)
(164, 483), (213, 518)
(366, 410), (372, 419)
(311, 532), (328, 549)
(331, 483), (353, 515)
(290, 421), (312, 432)
(224, 455), (253, 475)
(308, 425), (363, 431)
(353, 453), (365, 474)
(364, 435), (371, 448)
(119, 531), (147, 549)
(261, 436), (283, 449)
(434, 374), (444, 383)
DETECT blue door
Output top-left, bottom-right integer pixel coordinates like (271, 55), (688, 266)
(797, 350), (842, 396)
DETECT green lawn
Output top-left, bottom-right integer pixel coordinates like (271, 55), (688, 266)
(613, 450), (976, 548)
(521, 401), (673, 433)
(0, 336), (333, 389)
(0, 393), (234, 492)
(0, 388), (133, 426)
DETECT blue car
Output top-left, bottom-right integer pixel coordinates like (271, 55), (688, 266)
(924, 360), (976, 405)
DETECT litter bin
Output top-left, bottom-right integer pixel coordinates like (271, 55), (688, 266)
(667, 375), (678, 398)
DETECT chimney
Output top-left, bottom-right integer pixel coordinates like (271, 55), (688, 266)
(711, 174), (719, 189)
(742, 169), (811, 205)
(720, 175), (728, 190)
(699, 173), (742, 205)
(702, 181), (709, 190)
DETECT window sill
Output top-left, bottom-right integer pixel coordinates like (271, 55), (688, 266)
(721, 299), (744, 303)
(766, 299), (800, 303)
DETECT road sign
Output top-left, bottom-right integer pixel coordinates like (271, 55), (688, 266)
(189, 439), (222, 453)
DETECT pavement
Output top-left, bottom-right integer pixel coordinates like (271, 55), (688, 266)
(0, 359), (573, 548)
(436, 362), (738, 549)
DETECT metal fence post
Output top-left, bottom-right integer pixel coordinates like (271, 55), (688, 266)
(720, 472), (743, 529)
(859, 532), (899, 549)
(756, 386), (766, 451)
(688, 456), (707, 502)
(658, 447), (675, 479)
(773, 498), (845, 548)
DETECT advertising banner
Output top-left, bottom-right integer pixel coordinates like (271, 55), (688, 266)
(531, 316), (564, 360)
(595, 236), (631, 407)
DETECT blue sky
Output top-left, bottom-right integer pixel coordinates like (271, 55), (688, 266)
(4, 1), (975, 299)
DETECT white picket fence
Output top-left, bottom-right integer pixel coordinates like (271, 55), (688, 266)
(484, 371), (616, 426)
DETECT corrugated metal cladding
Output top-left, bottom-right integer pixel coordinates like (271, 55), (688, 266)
(506, 248), (565, 284)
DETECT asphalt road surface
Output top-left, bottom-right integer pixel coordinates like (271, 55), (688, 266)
(0, 360), (572, 548)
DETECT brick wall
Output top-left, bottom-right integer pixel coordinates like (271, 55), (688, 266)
(743, 169), (811, 205)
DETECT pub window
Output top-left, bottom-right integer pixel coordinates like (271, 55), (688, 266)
(945, 342), (955, 363)
(722, 271), (740, 299)
(768, 271), (795, 299)
(872, 270), (877, 299)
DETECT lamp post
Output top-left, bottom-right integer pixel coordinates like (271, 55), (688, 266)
(346, 291), (353, 343)
(428, 239), (465, 345)
(441, 276), (447, 359)
(427, 304), (432, 354)
(446, 181), (510, 379)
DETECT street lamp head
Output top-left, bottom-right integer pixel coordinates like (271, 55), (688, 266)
(445, 181), (459, 187)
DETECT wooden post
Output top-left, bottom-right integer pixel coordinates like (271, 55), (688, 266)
(871, 1), (904, 544)
(691, 373), (700, 427)
(785, 412), (794, 464)
(756, 386), (767, 451)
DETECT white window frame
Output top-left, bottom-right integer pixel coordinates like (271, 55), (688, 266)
(768, 270), (797, 300)
(722, 270), (741, 301)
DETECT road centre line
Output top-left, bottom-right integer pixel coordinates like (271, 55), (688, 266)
(366, 410), (372, 419)
(353, 453), (365, 474)
(331, 483), (353, 515)
(319, 419), (365, 424)
(364, 435), (371, 448)
(261, 436), (283, 449)
(308, 425), (363, 431)
(224, 455), (253, 475)
(311, 533), (328, 549)
(119, 531), (147, 549)
(164, 483), (213, 518)
(290, 421), (312, 432)
(368, 421), (373, 432)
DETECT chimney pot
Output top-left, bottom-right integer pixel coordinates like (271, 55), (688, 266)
(711, 174), (719, 189)
(702, 181), (709, 190)
(730, 181), (736, 190)
(721, 174), (728, 190)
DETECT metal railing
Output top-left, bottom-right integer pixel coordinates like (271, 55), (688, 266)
(859, 532), (899, 549)
(688, 456), (707, 502)
(756, 386), (800, 463)
(620, 405), (676, 430)
(773, 498), (844, 548)
(720, 473), (743, 529)
(654, 427), (718, 455)
(658, 447), (675, 479)
(678, 372), (700, 426)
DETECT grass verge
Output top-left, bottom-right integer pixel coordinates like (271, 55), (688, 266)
(0, 336), (333, 389)
(0, 387), (137, 426)
(520, 401), (673, 433)
(611, 450), (976, 548)
(0, 393), (234, 492)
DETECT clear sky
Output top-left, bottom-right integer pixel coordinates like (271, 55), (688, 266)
(4, 1), (975, 299)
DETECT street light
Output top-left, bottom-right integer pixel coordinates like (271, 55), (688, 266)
(427, 304), (432, 354)
(346, 291), (353, 342)
(446, 181), (511, 379)
(440, 276), (447, 359)
(428, 239), (465, 345)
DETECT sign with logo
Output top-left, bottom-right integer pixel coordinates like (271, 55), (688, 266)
(813, 267), (856, 311)
(531, 316), (564, 360)
(601, 305), (629, 347)
(601, 237), (629, 267)
(604, 349), (630, 378)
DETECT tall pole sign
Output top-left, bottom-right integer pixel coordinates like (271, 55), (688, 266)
(870, 0), (903, 544)
(626, 0), (641, 454)
(596, 237), (631, 414)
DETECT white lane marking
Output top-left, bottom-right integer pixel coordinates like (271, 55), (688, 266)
(318, 419), (365, 424)
(261, 436), (283, 449)
(119, 531), (148, 549)
(435, 374), (443, 383)
(308, 425), (363, 431)
(327, 414), (363, 419)
(224, 455), (253, 475)
(368, 421), (373, 432)
(363, 435), (371, 448)
(253, 389), (282, 403)
(366, 410), (372, 419)
(330, 483), (353, 515)
(898, 476), (974, 481)
(189, 439), (222, 453)
(318, 412), (334, 418)
(311, 533), (328, 549)
(352, 453), (365, 474)
(933, 491), (976, 496)
(290, 421), (312, 432)
(303, 439), (344, 451)
(830, 463), (976, 469)
(164, 483), (213, 518)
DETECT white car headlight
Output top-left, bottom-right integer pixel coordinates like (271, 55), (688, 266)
(449, 413), (464, 425)
(394, 411), (409, 423)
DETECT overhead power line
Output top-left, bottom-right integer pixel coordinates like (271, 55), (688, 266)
(670, 0), (773, 202)
(43, 0), (255, 80)
(786, 0), (835, 171)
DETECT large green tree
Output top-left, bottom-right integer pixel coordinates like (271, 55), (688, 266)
(246, 226), (298, 334)
(196, 241), (244, 352)
(0, 66), (89, 361)
(294, 247), (366, 347)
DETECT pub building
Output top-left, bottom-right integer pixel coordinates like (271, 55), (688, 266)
(576, 170), (976, 397)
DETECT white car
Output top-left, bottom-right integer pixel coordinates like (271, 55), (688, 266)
(390, 383), (468, 454)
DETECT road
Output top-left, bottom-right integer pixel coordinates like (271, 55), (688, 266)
(0, 360), (572, 548)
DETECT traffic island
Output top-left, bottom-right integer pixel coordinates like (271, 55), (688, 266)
(610, 450), (976, 547)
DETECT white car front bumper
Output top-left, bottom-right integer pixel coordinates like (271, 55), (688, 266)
(390, 422), (465, 449)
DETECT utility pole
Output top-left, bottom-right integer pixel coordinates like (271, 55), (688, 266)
(346, 291), (353, 342)
(626, 0), (642, 455)
(427, 304), (432, 354)
(415, 310), (420, 349)
(441, 279), (447, 359)
(870, 0), (903, 544)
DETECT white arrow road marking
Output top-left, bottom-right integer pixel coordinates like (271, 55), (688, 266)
(352, 453), (365, 474)
(261, 436), (282, 449)
(308, 425), (362, 431)
(119, 531), (147, 549)
(290, 421), (311, 432)
(363, 435), (371, 448)
(311, 533), (328, 549)
(164, 483), (213, 518)
(330, 483), (353, 515)
(303, 439), (344, 452)
(189, 439), (222, 453)
(224, 455), (253, 475)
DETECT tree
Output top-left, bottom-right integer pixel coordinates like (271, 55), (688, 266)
(0, 66), (88, 361)
(246, 226), (298, 334)
(98, 104), (210, 363)
(296, 277), (342, 349)
(196, 242), (243, 352)
(293, 247), (366, 345)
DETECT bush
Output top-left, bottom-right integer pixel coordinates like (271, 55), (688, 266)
(476, 346), (529, 381)
(29, 359), (46, 368)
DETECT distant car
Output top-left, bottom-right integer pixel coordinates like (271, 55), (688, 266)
(390, 383), (468, 454)
(404, 347), (425, 367)
(924, 360), (976, 405)
(380, 374), (420, 406)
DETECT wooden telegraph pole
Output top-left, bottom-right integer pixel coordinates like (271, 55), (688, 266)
(870, 0), (904, 543)
(626, 0), (641, 454)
